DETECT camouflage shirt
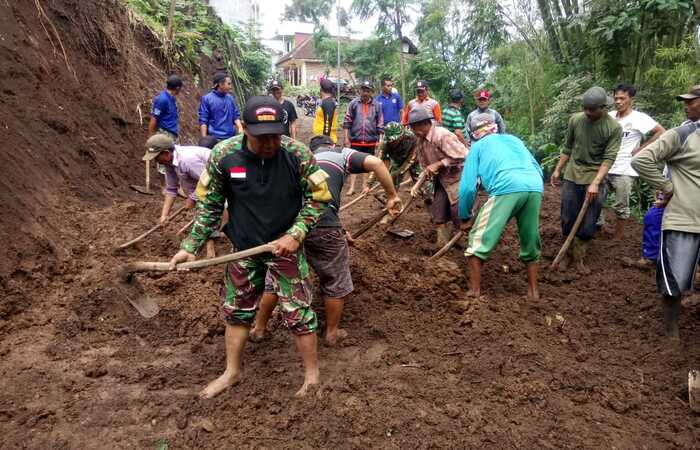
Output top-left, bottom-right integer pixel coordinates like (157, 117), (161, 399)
(181, 135), (331, 253)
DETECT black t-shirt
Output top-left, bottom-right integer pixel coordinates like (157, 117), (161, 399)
(279, 99), (298, 137)
(220, 140), (303, 250)
(314, 146), (369, 228)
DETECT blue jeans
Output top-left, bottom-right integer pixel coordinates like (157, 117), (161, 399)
(560, 180), (606, 241)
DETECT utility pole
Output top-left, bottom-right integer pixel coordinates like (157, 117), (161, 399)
(336, 1), (341, 105)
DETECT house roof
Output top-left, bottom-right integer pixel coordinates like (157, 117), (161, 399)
(276, 38), (320, 65)
(276, 35), (360, 66)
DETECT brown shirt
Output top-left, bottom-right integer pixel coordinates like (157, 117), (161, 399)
(417, 124), (468, 204)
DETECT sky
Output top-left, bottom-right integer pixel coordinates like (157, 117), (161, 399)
(258, 0), (382, 41)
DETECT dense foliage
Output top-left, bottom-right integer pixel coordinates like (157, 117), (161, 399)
(123, 0), (269, 99)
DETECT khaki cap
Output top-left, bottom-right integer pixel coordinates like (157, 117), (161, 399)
(143, 134), (174, 161)
(676, 85), (700, 101)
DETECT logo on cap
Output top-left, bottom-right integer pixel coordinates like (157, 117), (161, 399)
(477, 90), (491, 99)
(255, 107), (278, 122)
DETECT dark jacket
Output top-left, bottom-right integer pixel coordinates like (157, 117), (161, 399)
(342, 97), (384, 145)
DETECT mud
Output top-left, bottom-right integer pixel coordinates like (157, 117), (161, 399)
(0, 1), (699, 448)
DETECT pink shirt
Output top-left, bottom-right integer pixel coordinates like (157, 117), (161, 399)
(417, 124), (468, 204)
(164, 145), (211, 200)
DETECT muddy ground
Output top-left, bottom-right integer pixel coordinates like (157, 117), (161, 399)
(1, 175), (700, 449)
(1, 1), (699, 447)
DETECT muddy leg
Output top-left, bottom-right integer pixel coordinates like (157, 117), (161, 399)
(199, 324), (246, 399)
(250, 293), (278, 342)
(527, 262), (539, 300)
(294, 333), (320, 397)
(467, 256), (483, 298)
(662, 295), (681, 338)
(324, 298), (347, 346)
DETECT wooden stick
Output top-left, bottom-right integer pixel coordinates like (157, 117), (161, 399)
(176, 219), (194, 237)
(117, 205), (187, 250)
(388, 171), (429, 226)
(339, 179), (411, 213)
(339, 184), (380, 212)
(429, 230), (464, 261)
(145, 160), (151, 194)
(351, 208), (389, 239)
(119, 243), (274, 274)
(551, 196), (591, 269)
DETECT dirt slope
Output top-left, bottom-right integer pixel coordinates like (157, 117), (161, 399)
(0, 0), (201, 280)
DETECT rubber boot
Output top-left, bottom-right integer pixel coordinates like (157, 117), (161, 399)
(436, 226), (451, 250)
(572, 238), (591, 275)
(661, 296), (681, 338)
(614, 218), (626, 240)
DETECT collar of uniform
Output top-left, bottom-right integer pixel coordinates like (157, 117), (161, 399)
(171, 145), (181, 168)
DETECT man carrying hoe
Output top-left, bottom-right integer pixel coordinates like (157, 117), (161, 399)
(170, 96), (332, 398)
(550, 86), (621, 273)
(251, 135), (403, 346)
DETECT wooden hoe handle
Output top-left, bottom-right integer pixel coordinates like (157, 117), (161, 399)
(550, 196), (591, 269)
(119, 243), (275, 275)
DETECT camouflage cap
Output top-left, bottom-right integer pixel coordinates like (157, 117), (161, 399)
(143, 134), (174, 161)
(384, 122), (405, 142)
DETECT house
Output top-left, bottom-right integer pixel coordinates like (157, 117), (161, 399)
(274, 32), (355, 87)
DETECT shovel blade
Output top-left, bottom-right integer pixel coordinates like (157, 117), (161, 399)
(114, 275), (160, 318)
(129, 185), (155, 195)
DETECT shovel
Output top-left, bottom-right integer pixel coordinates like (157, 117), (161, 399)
(116, 205), (187, 250)
(116, 243), (275, 318)
(550, 196), (591, 269)
(129, 160), (155, 195)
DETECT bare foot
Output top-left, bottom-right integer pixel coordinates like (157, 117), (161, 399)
(527, 289), (540, 301)
(324, 329), (348, 347)
(346, 189), (356, 197)
(248, 327), (265, 343)
(294, 370), (320, 397)
(466, 289), (481, 298)
(576, 261), (591, 275)
(198, 371), (241, 399)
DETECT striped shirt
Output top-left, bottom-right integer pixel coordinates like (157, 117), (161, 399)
(442, 105), (465, 133)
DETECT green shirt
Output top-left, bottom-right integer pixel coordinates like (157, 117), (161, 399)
(562, 112), (621, 184)
(442, 105), (466, 133)
(632, 122), (700, 233)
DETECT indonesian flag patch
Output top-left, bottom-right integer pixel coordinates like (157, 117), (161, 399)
(230, 166), (246, 179)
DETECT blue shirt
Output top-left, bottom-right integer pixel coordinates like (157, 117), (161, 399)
(375, 92), (403, 125)
(198, 90), (241, 139)
(151, 90), (179, 136)
(458, 134), (544, 219)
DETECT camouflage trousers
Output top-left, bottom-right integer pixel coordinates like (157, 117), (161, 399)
(220, 250), (317, 335)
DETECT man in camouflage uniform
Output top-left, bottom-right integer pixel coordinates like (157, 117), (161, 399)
(170, 96), (331, 398)
(366, 121), (419, 188)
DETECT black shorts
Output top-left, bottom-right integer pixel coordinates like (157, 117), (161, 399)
(351, 144), (377, 155)
(657, 230), (700, 297)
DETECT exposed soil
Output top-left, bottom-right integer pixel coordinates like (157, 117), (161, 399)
(1, 1), (699, 449)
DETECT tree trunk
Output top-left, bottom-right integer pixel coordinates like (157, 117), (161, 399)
(536, 0), (562, 62)
(166, 0), (176, 42)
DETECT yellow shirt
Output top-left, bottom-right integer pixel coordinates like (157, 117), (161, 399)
(313, 97), (338, 143)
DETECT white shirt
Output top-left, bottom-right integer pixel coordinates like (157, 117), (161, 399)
(608, 110), (659, 176)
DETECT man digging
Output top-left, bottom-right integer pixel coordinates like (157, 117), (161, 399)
(550, 86), (621, 273)
(366, 121), (420, 189)
(458, 114), (544, 300)
(632, 85), (700, 338)
(170, 96), (332, 398)
(251, 135), (403, 346)
(408, 108), (469, 249)
(141, 134), (210, 226)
